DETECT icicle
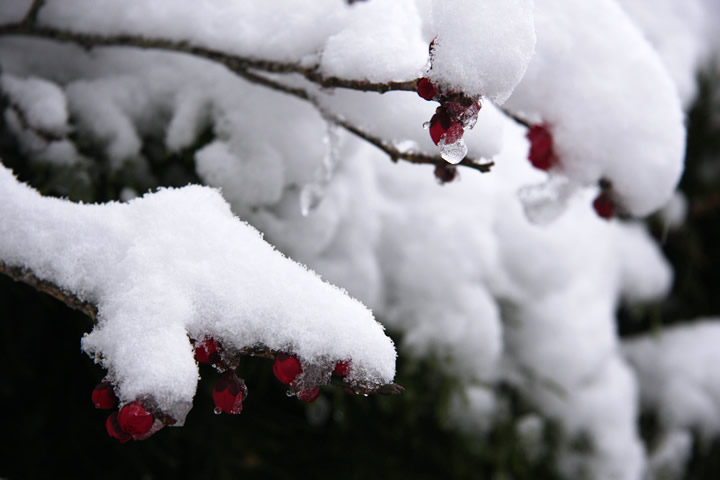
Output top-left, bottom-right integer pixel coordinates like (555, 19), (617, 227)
(299, 120), (342, 216)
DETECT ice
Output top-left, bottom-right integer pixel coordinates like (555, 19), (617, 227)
(438, 137), (467, 165)
(299, 121), (342, 216)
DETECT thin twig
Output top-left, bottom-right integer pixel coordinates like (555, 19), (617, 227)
(0, 260), (403, 395)
(21, 0), (45, 26)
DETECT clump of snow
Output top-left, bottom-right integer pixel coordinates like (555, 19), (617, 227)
(624, 321), (720, 438)
(658, 191), (688, 231)
(320, 0), (427, 82)
(0, 164), (396, 423)
(427, 0), (536, 104)
(1, 74), (69, 134)
(504, 0), (685, 217)
(618, 0), (712, 106)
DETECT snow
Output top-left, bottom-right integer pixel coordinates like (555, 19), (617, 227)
(427, 0), (536, 104)
(504, 0), (686, 217)
(624, 321), (720, 439)
(1, 74), (69, 134)
(0, 165), (396, 423)
(3, 0), (720, 477)
(320, 0), (428, 82)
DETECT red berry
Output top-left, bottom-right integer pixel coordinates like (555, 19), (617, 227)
(273, 353), (303, 385)
(105, 412), (132, 443)
(117, 401), (154, 436)
(593, 192), (615, 219)
(92, 382), (117, 409)
(194, 337), (221, 365)
(434, 164), (458, 184)
(429, 108), (463, 146)
(297, 388), (320, 403)
(526, 125), (555, 171)
(333, 360), (351, 377)
(212, 372), (247, 414)
(417, 78), (438, 101)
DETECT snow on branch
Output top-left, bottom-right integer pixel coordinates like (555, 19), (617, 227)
(0, 163), (398, 434)
(0, 18), (496, 173)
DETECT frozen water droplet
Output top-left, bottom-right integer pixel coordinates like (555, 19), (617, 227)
(285, 390), (296, 398)
(517, 175), (578, 225)
(299, 184), (324, 217)
(363, 394), (369, 397)
(299, 120), (342, 216)
(422, 120), (431, 130)
(439, 138), (468, 164)
(213, 407), (222, 415)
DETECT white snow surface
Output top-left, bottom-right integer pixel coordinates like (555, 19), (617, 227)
(0, 165), (396, 422)
(428, 0), (536, 104)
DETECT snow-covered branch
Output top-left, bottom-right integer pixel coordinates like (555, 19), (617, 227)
(0, 164), (397, 433)
(0, 21), (497, 173)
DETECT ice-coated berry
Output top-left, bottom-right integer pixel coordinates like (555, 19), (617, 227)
(417, 78), (438, 101)
(92, 382), (117, 409)
(273, 353), (303, 385)
(194, 337), (221, 365)
(333, 360), (351, 377)
(297, 388), (320, 403)
(593, 192), (615, 220)
(526, 125), (555, 171)
(105, 412), (132, 443)
(429, 108), (463, 146)
(213, 372), (247, 414)
(117, 401), (154, 436)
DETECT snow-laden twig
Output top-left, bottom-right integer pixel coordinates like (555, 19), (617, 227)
(0, 22), (494, 174)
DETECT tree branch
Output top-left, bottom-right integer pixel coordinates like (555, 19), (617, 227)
(0, 260), (403, 395)
(0, 23), (494, 174)
(0, 260), (98, 319)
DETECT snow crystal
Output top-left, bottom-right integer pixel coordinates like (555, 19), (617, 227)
(0, 164), (396, 422)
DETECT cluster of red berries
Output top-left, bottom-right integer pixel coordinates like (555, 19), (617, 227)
(272, 353), (352, 403)
(194, 337), (247, 414)
(417, 78), (481, 151)
(93, 383), (159, 442)
(526, 123), (616, 220)
(95, 337), (359, 442)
